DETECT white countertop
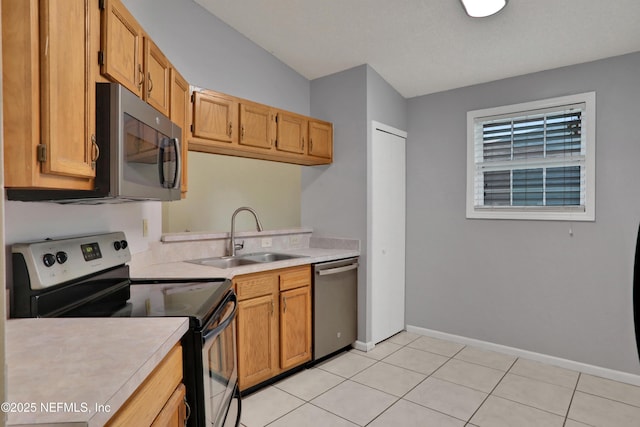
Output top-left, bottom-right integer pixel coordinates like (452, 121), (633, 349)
(5, 317), (189, 426)
(130, 247), (360, 279)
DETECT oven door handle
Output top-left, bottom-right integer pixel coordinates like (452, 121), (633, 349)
(202, 292), (238, 343)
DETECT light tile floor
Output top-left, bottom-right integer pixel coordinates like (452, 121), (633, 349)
(238, 332), (640, 426)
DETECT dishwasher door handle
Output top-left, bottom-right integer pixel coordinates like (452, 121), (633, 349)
(316, 263), (359, 276)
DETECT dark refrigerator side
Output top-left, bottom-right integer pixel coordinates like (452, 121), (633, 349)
(634, 223), (640, 361)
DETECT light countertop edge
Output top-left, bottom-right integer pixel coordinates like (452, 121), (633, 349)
(6, 317), (189, 427)
(129, 248), (360, 279)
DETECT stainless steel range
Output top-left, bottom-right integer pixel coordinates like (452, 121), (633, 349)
(11, 232), (240, 427)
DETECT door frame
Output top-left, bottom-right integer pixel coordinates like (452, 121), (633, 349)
(366, 121), (407, 346)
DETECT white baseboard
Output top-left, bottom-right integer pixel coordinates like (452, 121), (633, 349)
(406, 324), (640, 387)
(353, 340), (375, 352)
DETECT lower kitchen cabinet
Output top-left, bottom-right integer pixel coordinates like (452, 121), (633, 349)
(107, 344), (186, 427)
(151, 383), (187, 427)
(237, 292), (279, 389)
(234, 265), (312, 391)
(280, 285), (312, 370)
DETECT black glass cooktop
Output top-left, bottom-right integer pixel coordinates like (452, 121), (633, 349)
(126, 278), (232, 328)
(64, 278), (232, 329)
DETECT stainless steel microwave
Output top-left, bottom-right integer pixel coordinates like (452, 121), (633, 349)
(7, 83), (182, 203)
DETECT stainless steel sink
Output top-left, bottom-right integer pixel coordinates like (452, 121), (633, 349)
(240, 252), (307, 263)
(186, 256), (260, 269)
(186, 252), (307, 269)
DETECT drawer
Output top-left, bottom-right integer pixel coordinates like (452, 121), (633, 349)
(234, 271), (278, 300)
(279, 265), (311, 291)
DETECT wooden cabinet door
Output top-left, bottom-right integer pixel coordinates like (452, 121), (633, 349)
(276, 112), (307, 154)
(237, 294), (279, 390)
(39, 0), (97, 180)
(170, 68), (189, 197)
(100, 0), (143, 97)
(239, 102), (275, 150)
(192, 91), (238, 144)
(150, 383), (187, 427)
(308, 120), (333, 161)
(107, 345), (183, 427)
(144, 38), (171, 116)
(3, 0), (98, 189)
(280, 286), (312, 370)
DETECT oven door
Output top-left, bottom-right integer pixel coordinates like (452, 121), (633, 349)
(202, 290), (240, 427)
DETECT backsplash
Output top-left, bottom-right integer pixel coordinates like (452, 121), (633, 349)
(130, 228), (314, 268)
(129, 227), (361, 270)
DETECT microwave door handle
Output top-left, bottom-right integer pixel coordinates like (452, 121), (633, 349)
(157, 139), (167, 187)
(157, 137), (180, 188)
(172, 137), (181, 189)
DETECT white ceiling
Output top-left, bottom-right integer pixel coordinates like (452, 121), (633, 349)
(195, 0), (640, 98)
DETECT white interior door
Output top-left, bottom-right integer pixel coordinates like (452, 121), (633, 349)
(370, 122), (406, 344)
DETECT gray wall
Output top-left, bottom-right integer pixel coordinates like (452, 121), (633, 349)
(367, 65), (408, 131)
(406, 52), (640, 374)
(124, 0), (309, 112)
(303, 65), (407, 343)
(304, 65), (369, 340)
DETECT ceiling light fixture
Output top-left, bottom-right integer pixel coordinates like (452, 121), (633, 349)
(460, 0), (508, 18)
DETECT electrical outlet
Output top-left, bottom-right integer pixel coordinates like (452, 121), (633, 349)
(289, 235), (300, 247)
(261, 237), (272, 248)
(142, 219), (148, 237)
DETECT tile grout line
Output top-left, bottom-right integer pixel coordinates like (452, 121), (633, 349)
(464, 355), (519, 424)
(363, 334), (462, 425)
(485, 357), (582, 421)
(562, 372), (581, 427)
(249, 331), (640, 426)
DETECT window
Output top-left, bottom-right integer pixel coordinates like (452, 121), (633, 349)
(466, 92), (596, 221)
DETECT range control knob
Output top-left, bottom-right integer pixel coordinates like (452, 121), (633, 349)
(113, 241), (122, 251)
(55, 251), (68, 264)
(43, 253), (56, 267)
(120, 240), (128, 250)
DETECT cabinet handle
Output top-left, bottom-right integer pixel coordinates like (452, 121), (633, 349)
(283, 296), (287, 313)
(90, 134), (100, 170)
(309, 138), (313, 152)
(137, 64), (144, 89)
(300, 137), (304, 150)
(183, 395), (191, 426)
(147, 72), (153, 95)
(270, 300), (274, 316)
(241, 124), (245, 140)
(228, 122), (233, 137)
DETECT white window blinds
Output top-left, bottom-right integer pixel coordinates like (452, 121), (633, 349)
(466, 92), (595, 221)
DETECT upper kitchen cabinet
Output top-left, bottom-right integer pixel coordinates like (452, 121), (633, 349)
(191, 90), (239, 147)
(275, 111), (307, 156)
(143, 38), (171, 117)
(239, 101), (276, 151)
(170, 68), (190, 197)
(99, 0), (143, 97)
(308, 119), (333, 161)
(2, 0), (99, 190)
(100, 0), (174, 117)
(190, 87), (333, 166)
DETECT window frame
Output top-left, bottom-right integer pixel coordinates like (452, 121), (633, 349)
(466, 92), (596, 221)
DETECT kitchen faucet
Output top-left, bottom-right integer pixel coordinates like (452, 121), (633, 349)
(229, 207), (264, 256)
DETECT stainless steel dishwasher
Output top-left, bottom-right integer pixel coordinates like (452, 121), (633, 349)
(313, 257), (359, 361)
